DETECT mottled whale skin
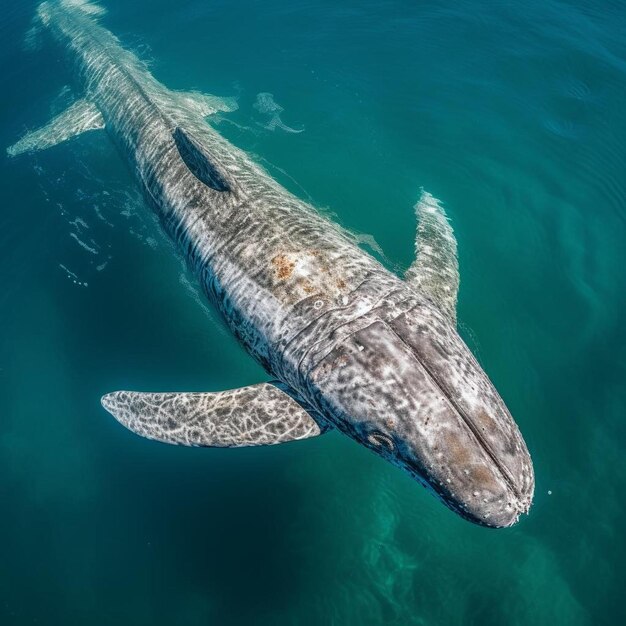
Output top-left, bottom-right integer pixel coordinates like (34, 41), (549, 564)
(14, 1), (534, 527)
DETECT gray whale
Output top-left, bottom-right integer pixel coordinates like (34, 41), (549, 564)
(9, 1), (534, 527)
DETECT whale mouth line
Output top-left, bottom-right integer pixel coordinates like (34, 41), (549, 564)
(387, 325), (523, 503)
(426, 363), (521, 499)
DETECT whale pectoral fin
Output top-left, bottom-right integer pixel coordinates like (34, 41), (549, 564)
(101, 382), (330, 447)
(405, 190), (459, 325)
(172, 90), (239, 118)
(60, 1), (107, 18)
(7, 99), (105, 157)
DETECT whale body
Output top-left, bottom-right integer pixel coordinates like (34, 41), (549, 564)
(9, 1), (534, 527)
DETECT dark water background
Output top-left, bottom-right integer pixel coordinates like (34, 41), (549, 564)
(1, 1), (625, 624)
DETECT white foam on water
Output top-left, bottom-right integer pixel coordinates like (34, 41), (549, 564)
(59, 263), (88, 287)
(69, 232), (98, 254)
(69, 216), (89, 230)
(26, 139), (156, 289)
(254, 92), (304, 134)
(253, 92), (284, 115)
(92, 204), (113, 227)
(23, 20), (43, 52)
(59, 263), (78, 280)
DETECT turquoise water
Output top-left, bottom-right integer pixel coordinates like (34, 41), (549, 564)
(1, 0), (625, 623)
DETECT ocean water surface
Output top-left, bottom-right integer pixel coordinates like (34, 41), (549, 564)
(1, 1), (625, 624)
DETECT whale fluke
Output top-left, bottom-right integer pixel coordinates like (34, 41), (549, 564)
(101, 382), (330, 447)
(7, 98), (104, 157)
(405, 190), (459, 325)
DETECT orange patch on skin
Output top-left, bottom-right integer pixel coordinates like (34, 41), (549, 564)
(441, 429), (472, 466)
(467, 464), (497, 489)
(301, 280), (316, 294)
(271, 254), (295, 280)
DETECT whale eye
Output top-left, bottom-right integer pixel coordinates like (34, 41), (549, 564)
(367, 431), (395, 452)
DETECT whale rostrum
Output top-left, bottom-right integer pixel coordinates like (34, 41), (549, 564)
(9, 0), (534, 527)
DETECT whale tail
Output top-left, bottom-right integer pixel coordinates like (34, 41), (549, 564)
(9, 1), (238, 158)
(7, 98), (105, 157)
(6, 89), (237, 158)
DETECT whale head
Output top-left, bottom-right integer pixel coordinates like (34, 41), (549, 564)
(307, 302), (534, 528)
